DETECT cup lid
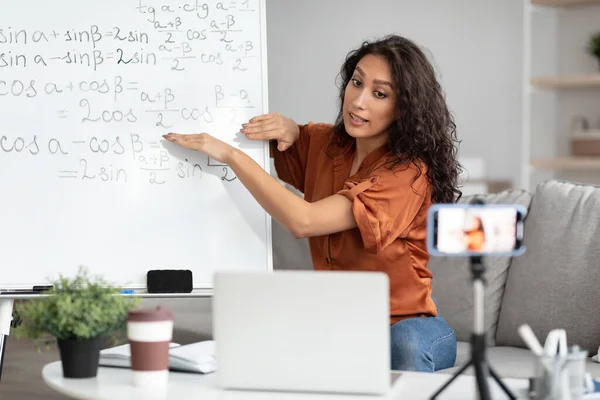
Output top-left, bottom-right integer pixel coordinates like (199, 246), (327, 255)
(126, 306), (174, 322)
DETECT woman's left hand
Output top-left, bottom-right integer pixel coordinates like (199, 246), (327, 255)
(163, 132), (234, 164)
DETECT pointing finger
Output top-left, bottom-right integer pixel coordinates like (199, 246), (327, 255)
(242, 121), (277, 135)
(248, 113), (275, 124)
(244, 124), (281, 140)
(246, 131), (278, 141)
(163, 133), (195, 146)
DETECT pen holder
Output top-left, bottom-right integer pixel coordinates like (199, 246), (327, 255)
(531, 349), (588, 400)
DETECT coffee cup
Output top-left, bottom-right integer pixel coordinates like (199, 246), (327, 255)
(126, 306), (174, 387)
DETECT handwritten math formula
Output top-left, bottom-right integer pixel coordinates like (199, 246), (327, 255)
(0, 0), (265, 185)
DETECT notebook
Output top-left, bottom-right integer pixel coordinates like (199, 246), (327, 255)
(99, 340), (216, 374)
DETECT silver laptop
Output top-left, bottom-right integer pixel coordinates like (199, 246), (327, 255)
(212, 270), (392, 395)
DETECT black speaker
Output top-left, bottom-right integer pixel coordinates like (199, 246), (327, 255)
(146, 270), (193, 293)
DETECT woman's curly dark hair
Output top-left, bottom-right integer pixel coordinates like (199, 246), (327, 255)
(332, 34), (462, 204)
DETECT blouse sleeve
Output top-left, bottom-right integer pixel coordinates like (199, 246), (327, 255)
(271, 123), (313, 193)
(337, 164), (431, 254)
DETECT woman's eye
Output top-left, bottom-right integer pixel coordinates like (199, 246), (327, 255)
(351, 78), (361, 87)
(374, 91), (386, 99)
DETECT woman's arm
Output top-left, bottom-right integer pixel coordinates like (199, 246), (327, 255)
(226, 148), (357, 238)
(162, 132), (357, 239)
(244, 113), (311, 193)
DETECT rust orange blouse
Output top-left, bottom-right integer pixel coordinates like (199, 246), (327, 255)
(272, 122), (437, 325)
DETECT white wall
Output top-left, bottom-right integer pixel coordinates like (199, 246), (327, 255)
(527, 5), (600, 190)
(265, 0), (524, 184)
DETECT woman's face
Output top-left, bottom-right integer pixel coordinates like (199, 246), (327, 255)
(470, 217), (483, 231)
(342, 54), (397, 142)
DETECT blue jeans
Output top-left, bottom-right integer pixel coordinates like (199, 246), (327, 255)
(390, 307), (457, 372)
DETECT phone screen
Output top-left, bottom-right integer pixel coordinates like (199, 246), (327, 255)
(431, 205), (525, 256)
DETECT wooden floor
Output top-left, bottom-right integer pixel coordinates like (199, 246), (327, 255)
(0, 330), (206, 399)
(0, 335), (68, 400)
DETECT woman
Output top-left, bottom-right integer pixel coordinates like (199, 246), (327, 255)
(164, 34), (462, 372)
(463, 216), (486, 252)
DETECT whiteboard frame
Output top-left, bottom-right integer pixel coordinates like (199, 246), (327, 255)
(0, 0), (273, 294)
(259, 0), (274, 281)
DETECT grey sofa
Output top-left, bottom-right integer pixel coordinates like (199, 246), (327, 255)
(145, 179), (600, 380)
(429, 179), (600, 378)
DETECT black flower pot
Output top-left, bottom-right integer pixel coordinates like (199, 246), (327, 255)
(57, 338), (102, 378)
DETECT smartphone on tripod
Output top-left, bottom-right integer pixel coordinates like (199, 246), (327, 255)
(426, 202), (526, 400)
(427, 203), (527, 257)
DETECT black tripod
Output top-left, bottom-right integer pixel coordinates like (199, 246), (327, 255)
(430, 255), (516, 400)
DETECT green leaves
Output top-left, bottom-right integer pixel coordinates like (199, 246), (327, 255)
(13, 267), (140, 347)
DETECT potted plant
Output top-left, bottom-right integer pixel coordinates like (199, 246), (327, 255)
(12, 267), (140, 378)
(589, 31), (600, 70)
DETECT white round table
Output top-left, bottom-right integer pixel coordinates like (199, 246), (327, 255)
(42, 361), (223, 400)
(42, 361), (530, 400)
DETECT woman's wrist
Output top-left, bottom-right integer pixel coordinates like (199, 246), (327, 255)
(223, 146), (240, 166)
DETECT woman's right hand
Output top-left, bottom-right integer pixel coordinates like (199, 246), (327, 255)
(241, 113), (300, 152)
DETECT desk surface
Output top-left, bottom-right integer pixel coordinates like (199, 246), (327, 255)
(42, 361), (529, 400)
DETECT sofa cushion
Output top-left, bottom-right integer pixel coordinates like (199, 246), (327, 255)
(496, 180), (600, 354)
(429, 189), (533, 345)
(272, 218), (312, 270)
(453, 340), (471, 367)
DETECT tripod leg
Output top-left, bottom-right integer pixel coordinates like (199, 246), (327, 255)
(473, 357), (492, 400)
(488, 366), (517, 400)
(429, 359), (472, 400)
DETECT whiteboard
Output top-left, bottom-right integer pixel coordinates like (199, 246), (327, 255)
(0, 0), (272, 289)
